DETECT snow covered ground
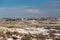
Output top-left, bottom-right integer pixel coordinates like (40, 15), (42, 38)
(0, 26), (60, 40)
(8, 27), (49, 34)
(0, 26), (49, 34)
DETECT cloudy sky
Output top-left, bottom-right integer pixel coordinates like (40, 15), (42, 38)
(0, 0), (60, 17)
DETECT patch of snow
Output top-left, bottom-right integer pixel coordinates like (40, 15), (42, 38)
(10, 27), (49, 34)
(0, 26), (49, 34)
(7, 38), (13, 40)
(54, 33), (60, 36)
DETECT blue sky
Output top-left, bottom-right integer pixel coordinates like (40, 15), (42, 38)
(0, 0), (60, 17)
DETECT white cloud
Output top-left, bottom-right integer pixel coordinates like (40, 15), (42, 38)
(23, 8), (40, 13)
(0, 6), (40, 14)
